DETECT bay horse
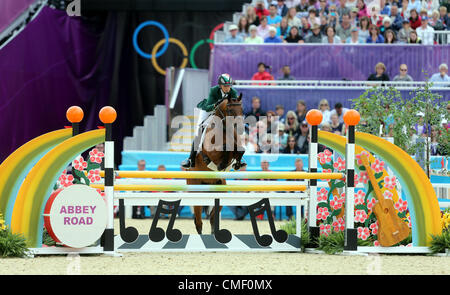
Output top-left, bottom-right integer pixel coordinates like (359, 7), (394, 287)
(188, 94), (244, 235)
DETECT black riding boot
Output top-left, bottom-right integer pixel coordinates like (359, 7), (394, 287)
(181, 141), (197, 168)
(181, 125), (203, 168)
(233, 151), (247, 170)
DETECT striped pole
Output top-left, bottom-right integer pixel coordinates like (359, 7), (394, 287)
(343, 110), (360, 251)
(99, 106), (117, 254)
(306, 110), (323, 244)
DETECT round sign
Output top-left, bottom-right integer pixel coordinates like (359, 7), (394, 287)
(44, 184), (107, 248)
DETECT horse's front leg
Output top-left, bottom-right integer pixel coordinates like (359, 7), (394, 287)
(217, 147), (230, 171)
(193, 206), (203, 234)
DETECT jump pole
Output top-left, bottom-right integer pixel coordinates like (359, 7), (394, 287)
(99, 171), (343, 180)
(306, 110), (323, 243)
(98, 106), (117, 255)
(343, 110), (360, 251)
(90, 184), (308, 192)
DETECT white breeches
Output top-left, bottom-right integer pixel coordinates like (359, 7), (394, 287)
(194, 108), (212, 150)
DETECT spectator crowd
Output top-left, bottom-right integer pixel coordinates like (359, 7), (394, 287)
(241, 93), (449, 157)
(223, 0), (450, 45)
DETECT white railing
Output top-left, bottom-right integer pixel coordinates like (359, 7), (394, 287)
(216, 31), (450, 45)
(0, 0), (46, 50)
(233, 80), (450, 90)
(434, 30), (450, 45)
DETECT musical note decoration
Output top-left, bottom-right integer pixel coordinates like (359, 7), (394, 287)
(213, 198), (232, 244)
(119, 199), (139, 243)
(149, 199), (183, 243)
(248, 198), (288, 247)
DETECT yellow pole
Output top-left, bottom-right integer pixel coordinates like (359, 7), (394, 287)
(99, 171), (343, 180)
(90, 184), (307, 192)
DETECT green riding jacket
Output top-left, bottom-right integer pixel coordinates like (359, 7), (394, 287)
(196, 85), (238, 112)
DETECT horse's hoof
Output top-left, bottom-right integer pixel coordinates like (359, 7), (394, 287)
(196, 227), (202, 235)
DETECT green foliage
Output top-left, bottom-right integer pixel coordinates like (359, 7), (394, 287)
(351, 87), (399, 136)
(429, 230), (450, 254)
(316, 232), (373, 255)
(317, 231), (345, 254)
(42, 228), (57, 247)
(0, 228), (29, 258)
(351, 81), (449, 177)
(279, 218), (310, 252)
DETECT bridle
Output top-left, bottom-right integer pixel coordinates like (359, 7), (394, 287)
(214, 99), (242, 120)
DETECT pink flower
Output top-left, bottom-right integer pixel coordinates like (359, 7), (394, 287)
(354, 174), (359, 186)
(89, 148), (104, 164)
(384, 176), (397, 190)
(359, 171), (369, 184)
(317, 188), (328, 203)
(355, 190), (366, 205)
(373, 240), (380, 246)
(317, 207), (330, 221)
(330, 199), (343, 210)
(333, 157), (346, 172)
(318, 149), (332, 164)
(332, 218), (345, 232)
(354, 210), (368, 223)
(58, 171), (74, 187)
(369, 221), (379, 235)
(371, 159), (385, 174)
(356, 151), (371, 166)
(72, 156), (87, 171)
(407, 215), (412, 228)
(394, 198), (408, 213)
(357, 227), (370, 240)
(339, 192), (345, 203)
(88, 169), (101, 183)
(320, 223), (332, 237)
(383, 190), (393, 200)
(367, 198), (377, 211)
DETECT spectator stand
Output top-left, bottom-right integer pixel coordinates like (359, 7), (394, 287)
(232, 80), (450, 112)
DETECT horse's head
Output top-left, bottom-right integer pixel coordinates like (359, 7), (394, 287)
(215, 93), (243, 119)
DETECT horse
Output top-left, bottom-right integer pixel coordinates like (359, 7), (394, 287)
(188, 94), (244, 235)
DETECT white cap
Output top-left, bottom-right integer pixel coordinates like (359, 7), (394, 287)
(228, 24), (238, 31)
(269, 26), (277, 32)
(383, 16), (391, 24)
(249, 24), (258, 31)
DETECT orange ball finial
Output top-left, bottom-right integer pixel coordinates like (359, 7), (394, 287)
(343, 109), (360, 126)
(99, 106), (117, 124)
(306, 109), (323, 126)
(66, 106), (84, 123)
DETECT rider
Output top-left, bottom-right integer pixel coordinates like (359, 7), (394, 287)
(181, 73), (247, 170)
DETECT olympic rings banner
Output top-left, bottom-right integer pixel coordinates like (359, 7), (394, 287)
(133, 20), (220, 75)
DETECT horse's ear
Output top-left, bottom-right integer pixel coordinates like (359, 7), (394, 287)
(238, 93), (242, 101)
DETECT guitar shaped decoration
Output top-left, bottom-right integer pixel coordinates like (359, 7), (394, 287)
(360, 154), (410, 246)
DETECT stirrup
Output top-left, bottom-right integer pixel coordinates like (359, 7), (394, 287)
(233, 161), (247, 170)
(181, 159), (191, 168)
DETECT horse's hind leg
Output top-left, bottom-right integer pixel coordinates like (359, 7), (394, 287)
(193, 206), (203, 234)
(209, 205), (223, 235)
